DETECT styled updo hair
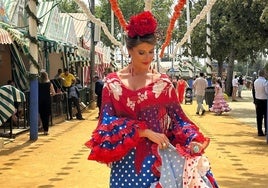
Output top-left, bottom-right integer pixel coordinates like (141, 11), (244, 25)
(126, 34), (157, 49)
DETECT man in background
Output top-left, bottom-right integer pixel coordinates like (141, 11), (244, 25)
(193, 72), (208, 116)
(60, 68), (76, 92)
(68, 79), (85, 120)
(94, 75), (104, 119)
(237, 75), (244, 98)
(253, 69), (268, 136)
(232, 75), (238, 101)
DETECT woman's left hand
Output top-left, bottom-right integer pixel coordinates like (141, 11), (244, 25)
(189, 139), (210, 154)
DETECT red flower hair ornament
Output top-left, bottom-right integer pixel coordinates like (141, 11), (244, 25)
(126, 11), (158, 38)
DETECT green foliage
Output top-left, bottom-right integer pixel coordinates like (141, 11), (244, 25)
(58, 0), (83, 13)
(208, 0), (266, 62)
(175, 0), (267, 64)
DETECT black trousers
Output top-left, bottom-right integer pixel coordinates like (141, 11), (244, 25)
(68, 97), (82, 119)
(39, 99), (51, 132)
(255, 99), (267, 134)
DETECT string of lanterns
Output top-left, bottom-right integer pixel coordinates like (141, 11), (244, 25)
(159, 0), (186, 58)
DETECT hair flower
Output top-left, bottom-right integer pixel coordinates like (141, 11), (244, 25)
(126, 11), (157, 38)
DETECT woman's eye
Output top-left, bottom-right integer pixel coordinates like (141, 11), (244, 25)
(139, 51), (145, 55)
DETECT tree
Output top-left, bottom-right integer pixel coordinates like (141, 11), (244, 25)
(58, 0), (83, 13)
(181, 0), (268, 95)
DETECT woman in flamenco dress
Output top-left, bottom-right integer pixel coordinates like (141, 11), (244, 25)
(210, 78), (231, 115)
(177, 76), (189, 104)
(85, 11), (218, 188)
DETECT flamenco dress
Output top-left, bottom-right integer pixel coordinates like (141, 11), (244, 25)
(85, 73), (218, 188)
(210, 84), (231, 115)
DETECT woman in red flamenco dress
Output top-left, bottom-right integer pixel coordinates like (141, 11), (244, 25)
(85, 11), (218, 188)
(177, 77), (189, 104)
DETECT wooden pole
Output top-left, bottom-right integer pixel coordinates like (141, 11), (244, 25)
(28, 0), (39, 140)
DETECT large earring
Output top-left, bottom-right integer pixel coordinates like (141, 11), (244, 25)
(129, 63), (134, 76)
(150, 64), (155, 73)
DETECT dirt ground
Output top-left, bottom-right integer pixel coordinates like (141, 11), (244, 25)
(0, 90), (268, 188)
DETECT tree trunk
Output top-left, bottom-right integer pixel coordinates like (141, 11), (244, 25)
(218, 60), (223, 78)
(226, 50), (235, 96)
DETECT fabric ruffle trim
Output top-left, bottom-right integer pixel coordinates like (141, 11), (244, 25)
(169, 123), (207, 147)
(85, 119), (147, 164)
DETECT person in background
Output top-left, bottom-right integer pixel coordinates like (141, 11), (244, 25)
(171, 76), (177, 88)
(252, 72), (257, 104)
(60, 68), (76, 92)
(93, 75), (104, 119)
(38, 71), (55, 135)
(193, 72), (208, 115)
(68, 79), (85, 120)
(75, 77), (83, 89)
(85, 11), (217, 188)
(209, 78), (231, 115)
(192, 74), (199, 97)
(253, 69), (268, 136)
(187, 76), (194, 89)
(232, 75), (238, 101)
(237, 75), (244, 98)
(176, 76), (188, 104)
(53, 68), (63, 93)
(54, 68), (63, 79)
(211, 76), (217, 87)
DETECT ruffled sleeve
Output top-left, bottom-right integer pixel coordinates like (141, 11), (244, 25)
(85, 74), (147, 164)
(164, 79), (208, 156)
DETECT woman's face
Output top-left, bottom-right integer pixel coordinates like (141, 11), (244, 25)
(128, 42), (155, 70)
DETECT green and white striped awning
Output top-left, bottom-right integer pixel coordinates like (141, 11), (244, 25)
(67, 55), (90, 65)
(66, 46), (90, 66)
(40, 37), (74, 54)
(43, 40), (64, 53)
(6, 27), (29, 47)
(38, 36), (90, 66)
(10, 43), (29, 92)
(0, 85), (25, 126)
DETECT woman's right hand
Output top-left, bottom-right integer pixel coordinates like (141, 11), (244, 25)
(138, 129), (169, 149)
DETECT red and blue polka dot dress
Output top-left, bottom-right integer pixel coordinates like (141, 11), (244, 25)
(85, 73), (218, 188)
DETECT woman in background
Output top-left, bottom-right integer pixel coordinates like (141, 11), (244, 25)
(176, 76), (189, 104)
(210, 78), (231, 115)
(39, 71), (55, 135)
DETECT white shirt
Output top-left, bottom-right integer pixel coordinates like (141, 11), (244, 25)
(232, 78), (238, 87)
(193, 77), (208, 96)
(254, 76), (268, 100)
